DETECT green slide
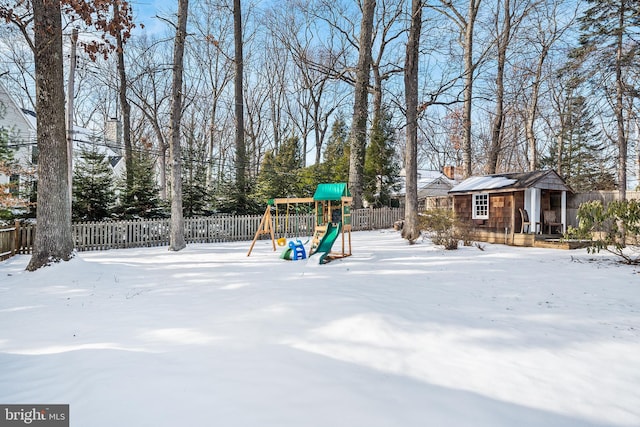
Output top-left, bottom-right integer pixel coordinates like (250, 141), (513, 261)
(312, 222), (342, 264)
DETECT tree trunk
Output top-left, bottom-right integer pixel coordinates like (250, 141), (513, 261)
(348, 0), (376, 209)
(169, 0), (189, 251)
(234, 0), (247, 211)
(27, 0), (74, 271)
(487, 0), (511, 175)
(402, 0), (422, 243)
(114, 2), (133, 191)
(615, 4), (627, 200)
(525, 45), (548, 171)
(461, 0), (481, 179)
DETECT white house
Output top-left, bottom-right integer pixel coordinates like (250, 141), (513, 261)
(0, 82), (124, 207)
(0, 83), (38, 205)
(393, 168), (457, 209)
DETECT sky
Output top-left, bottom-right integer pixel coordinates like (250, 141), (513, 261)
(1, 230), (639, 427)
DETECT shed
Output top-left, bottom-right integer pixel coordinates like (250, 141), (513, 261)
(448, 170), (572, 245)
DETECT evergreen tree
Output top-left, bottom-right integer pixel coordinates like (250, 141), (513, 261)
(363, 108), (400, 207)
(323, 114), (350, 182)
(0, 121), (16, 219)
(72, 144), (116, 221)
(573, 0), (640, 197)
(116, 147), (166, 219)
(541, 94), (615, 191)
(182, 131), (211, 217)
(253, 136), (303, 201)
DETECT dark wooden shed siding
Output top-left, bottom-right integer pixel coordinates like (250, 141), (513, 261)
(454, 191), (525, 232)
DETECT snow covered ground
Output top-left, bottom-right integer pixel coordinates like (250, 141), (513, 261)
(1, 229), (639, 427)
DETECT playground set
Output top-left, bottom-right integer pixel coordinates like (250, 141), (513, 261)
(247, 183), (353, 264)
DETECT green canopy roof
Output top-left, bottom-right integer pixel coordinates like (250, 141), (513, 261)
(313, 183), (350, 201)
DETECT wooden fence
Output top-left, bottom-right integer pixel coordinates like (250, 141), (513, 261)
(0, 207), (405, 259)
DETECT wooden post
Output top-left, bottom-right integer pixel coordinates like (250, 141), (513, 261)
(247, 205), (275, 256)
(510, 193), (516, 245)
(13, 220), (20, 256)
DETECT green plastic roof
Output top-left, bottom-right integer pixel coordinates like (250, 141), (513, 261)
(313, 183), (350, 201)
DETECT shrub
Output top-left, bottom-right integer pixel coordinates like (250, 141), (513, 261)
(418, 208), (471, 250)
(567, 199), (640, 264)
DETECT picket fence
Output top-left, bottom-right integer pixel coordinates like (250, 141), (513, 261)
(0, 207), (404, 259)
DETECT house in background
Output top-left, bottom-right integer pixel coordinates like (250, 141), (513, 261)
(448, 170), (573, 247)
(0, 83), (38, 207)
(393, 167), (456, 209)
(0, 82), (124, 209)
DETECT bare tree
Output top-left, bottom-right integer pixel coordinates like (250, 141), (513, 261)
(486, 0), (532, 174)
(114, 1), (133, 191)
(517, 0), (576, 171)
(168, 0), (189, 251)
(402, 0), (422, 242)
(127, 37), (172, 199)
(349, 0), (376, 208)
(27, 0), (73, 270)
(431, 0), (483, 178)
(234, 0), (247, 211)
(191, 0), (234, 190)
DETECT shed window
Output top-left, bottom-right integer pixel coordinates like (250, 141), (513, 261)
(472, 193), (489, 219)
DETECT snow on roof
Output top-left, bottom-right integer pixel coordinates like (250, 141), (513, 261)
(393, 170), (454, 196)
(449, 175), (517, 193)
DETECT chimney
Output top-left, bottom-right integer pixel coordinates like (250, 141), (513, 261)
(443, 165), (455, 180)
(105, 118), (122, 146)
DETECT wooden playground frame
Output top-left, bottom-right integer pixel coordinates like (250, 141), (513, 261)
(246, 194), (352, 261)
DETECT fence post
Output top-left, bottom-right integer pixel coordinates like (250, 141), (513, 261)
(12, 220), (19, 256)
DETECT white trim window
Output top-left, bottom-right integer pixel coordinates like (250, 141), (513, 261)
(472, 193), (489, 219)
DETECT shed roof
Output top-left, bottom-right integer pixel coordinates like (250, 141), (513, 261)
(449, 170), (571, 194)
(313, 183), (351, 201)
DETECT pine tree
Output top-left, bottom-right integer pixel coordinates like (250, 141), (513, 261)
(323, 114), (350, 182)
(72, 144), (116, 221)
(541, 95), (615, 192)
(364, 108), (400, 207)
(573, 0), (640, 197)
(182, 131), (211, 217)
(253, 136), (303, 201)
(116, 148), (166, 219)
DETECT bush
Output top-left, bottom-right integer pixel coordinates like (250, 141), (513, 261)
(567, 199), (640, 264)
(418, 208), (472, 250)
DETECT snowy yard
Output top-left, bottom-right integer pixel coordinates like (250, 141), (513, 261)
(1, 229), (639, 427)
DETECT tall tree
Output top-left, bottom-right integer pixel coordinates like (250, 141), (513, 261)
(233, 0), (248, 212)
(575, 0), (640, 199)
(26, 0), (73, 270)
(433, 0), (483, 178)
(1, 0), (135, 270)
(541, 94), (614, 191)
(486, 0), (512, 174)
(402, 0), (422, 242)
(114, 1), (133, 193)
(168, 0), (189, 251)
(349, 0), (376, 209)
(519, 0), (575, 171)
